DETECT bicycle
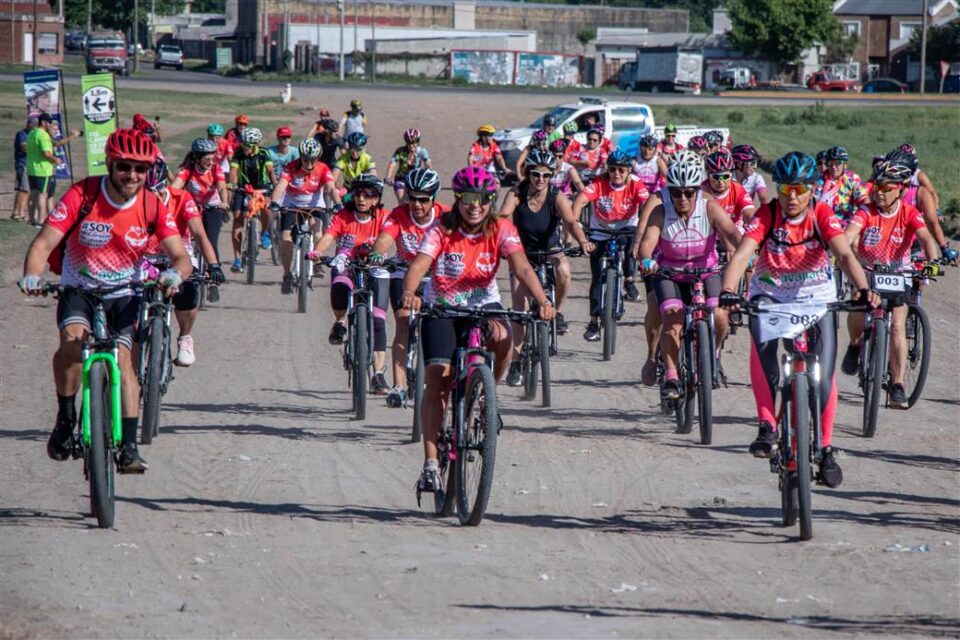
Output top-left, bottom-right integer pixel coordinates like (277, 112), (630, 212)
(738, 295), (864, 541)
(903, 262), (936, 408)
(43, 284), (145, 528)
(655, 266), (720, 445)
(589, 228), (634, 361)
(415, 304), (533, 526)
(239, 186), (267, 285)
(137, 276), (175, 446)
(517, 247), (581, 406)
(283, 206), (329, 314)
(403, 272), (431, 444)
(857, 263), (938, 437)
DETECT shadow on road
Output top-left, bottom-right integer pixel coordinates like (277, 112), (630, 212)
(455, 604), (960, 636)
(0, 507), (95, 529)
(842, 447), (960, 473)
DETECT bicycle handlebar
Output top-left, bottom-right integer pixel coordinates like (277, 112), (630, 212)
(415, 304), (536, 323)
(655, 266), (722, 278)
(726, 295), (870, 315)
(526, 245), (584, 260)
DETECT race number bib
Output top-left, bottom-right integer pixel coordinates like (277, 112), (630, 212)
(871, 272), (907, 294)
(756, 301), (829, 342)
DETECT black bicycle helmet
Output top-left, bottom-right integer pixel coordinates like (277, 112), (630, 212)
(524, 148), (558, 172)
(350, 173), (384, 196)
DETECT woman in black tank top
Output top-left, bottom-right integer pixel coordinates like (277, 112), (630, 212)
(498, 149), (595, 383)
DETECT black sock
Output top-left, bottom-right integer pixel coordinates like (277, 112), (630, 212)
(56, 394), (77, 426)
(121, 417), (139, 447)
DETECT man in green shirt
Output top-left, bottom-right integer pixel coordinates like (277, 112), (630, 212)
(26, 113), (61, 227)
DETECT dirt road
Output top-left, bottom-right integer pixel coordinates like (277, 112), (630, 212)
(1, 83), (959, 638)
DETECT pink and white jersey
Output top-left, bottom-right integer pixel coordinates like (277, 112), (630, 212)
(548, 162), (575, 197)
(740, 172), (768, 199)
(656, 192), (718, 272)
(632, 156), (663, 194)
(850, 201), (926, 268)
(418, 218), (523, 307)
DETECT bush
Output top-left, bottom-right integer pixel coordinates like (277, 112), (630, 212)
(727, 111), (744, 124)
(758, 108), (784, 125)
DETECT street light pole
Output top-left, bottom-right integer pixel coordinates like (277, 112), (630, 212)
(919, 0), (929, 94)
(87, 0), (92, 33)
(133, 0), (140, 72)
(150, 0), (155, 50)
(370, 0), (375, 83)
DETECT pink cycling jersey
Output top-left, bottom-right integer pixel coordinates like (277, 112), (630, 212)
(656, 191), (718, 272)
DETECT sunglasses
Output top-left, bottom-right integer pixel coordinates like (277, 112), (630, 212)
(710, 173), (732, 181)
(777, 183), (812, 197)
(609, 166), (630, 173)
(353, 187), (380, 199)
(528, 170), (552, 180)
(479, 133), (492, 138)
(241, 143), (256, 149)
(668, 187), (698, 200)
(665, 133), (676, 137)
(350, 146), (365, 152)
(827, 160), (845, 167)
(458, 192), (496, 206)
(587, 138), (601, 143)
(408, 194), (433, 203)
(114, 161), (151, 174)
(875, 183), (903, 193)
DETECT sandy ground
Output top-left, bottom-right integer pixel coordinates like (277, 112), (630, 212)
(1, 81), (959, 639)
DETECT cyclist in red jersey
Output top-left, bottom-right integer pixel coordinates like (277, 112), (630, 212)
(143, 159), (224, 367)
(368, 168), (450, 407)
(223, 114), (248, 157)
(702, 148), (756, 235)
(567, 129), (608, 183)
(657, 123), (684, 160)
(467, 124), (510, 176)
(720, 152), (878, 488)
(400, 166), (554, 493)
(573, 150), (650, 340)
(19, 129), (191, 473)
(311, 174), (393, 394)
(841, 153), (940, 408)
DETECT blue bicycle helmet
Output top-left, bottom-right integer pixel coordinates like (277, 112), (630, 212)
(825, 146), (849, 163)
(772, 151), (817, 184)
(607, 149), (633, 167)
(640, 134), (659, 149)
(346, 132), (368, 148)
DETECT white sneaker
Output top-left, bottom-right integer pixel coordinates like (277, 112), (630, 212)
(175, 335), (195, 367)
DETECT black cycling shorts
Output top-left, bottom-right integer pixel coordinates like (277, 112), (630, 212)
(389, 277), (406, 312)
(172, 278), (200, 311)
(421, 302), (503, 366)
(651, 273), (722, 313)
(56, 289), (139, 350)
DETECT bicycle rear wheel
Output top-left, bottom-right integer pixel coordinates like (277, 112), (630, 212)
(353, 305), (368, 420)
(695, 321), (714, 445)
(602, 268), (618, 361)
(904, 303), (930, 408)
(538, 322), (551, 408)
(456, 364), (499, 526)
(87, 362), (116, 529)
(780, 464), (798, 527)
(862, 319), (887, 438)
(410, 330), (425, 444)
(297, 240), (310, 314)
(140, 317), (164, 445)
(245, 218), (259, 285)
(791, 374), (813, 541)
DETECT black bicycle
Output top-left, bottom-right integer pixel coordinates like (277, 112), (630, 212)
(283, 206), (329, 314)
(137, 277), (175, 446)
(406, 309), (426, 444)
(590, 228), (634, 361)
(415, 304), (533, 526)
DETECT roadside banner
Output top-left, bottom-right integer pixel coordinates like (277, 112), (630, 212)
(515, 53), (580, 87)
(24, 69), (72, 181)
(80, 73), (119, 176)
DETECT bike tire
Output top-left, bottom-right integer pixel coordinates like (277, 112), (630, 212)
(521, 327), (537, 401)
(456, 364), (499, 526)
(862, 319), (887, 438)
(780, 467), (798, 527)
(246, 218), (259, 285)
(904, 303), (931, 408)
(435, 436), (457, 517)
(411, 331), (425, 444)
(140, 317), (164, 445)
(297, 241), (310, 314)
(353, 304), (368, 420)
(538, 322), (551, 408)
(695, 320), (714, 445)
(792, 374), (813, 541)
(196, 255), (207, 311)
(87, 362), (116, 529)
(270, 219), (281, 266)
(602, 267), (618, 362)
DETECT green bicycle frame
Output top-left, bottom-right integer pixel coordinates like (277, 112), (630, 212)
(81, 352), (122, 448)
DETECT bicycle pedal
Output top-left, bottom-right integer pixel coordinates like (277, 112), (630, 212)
(117, 466), (146, 475)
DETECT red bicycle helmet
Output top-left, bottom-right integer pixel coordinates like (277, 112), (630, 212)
(705, 148), (735, 174)
(105, 128), (157, 163)
(403, 128), (421, 143)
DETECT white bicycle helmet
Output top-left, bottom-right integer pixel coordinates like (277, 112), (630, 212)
(299, 138), (321, 159)
(666, 150), (704, 188)
(241, 127), (263, 145)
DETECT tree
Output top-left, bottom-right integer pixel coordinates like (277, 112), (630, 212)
(60, 0), (185, 31)
(908, 21), (960, 66)
(823, 22), (859, 64)
(576, 27), (597, 53)
(727, 0), (836, 73)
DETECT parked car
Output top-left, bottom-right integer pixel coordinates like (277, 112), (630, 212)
(65, 31), (87, 52)
(805, 70), (860, 92)
(862, 78), (908, 94)
(154, 44), (184, 71)
(85, 32), (128, 76)
(494, 97), (655, 169)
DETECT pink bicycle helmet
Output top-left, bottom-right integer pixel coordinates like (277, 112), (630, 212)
(705, 148), (735, 174)
(687, 135), (708, 152)
(403, 128), (421, 143)
(731, 144), (760, 164)
(532, 130), (548, 143)
(549, 139), (568, 154)
(451, 166), (498, 194)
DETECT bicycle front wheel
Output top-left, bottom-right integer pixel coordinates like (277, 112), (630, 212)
(904, 303), (930, 408)
(862, 319), (887, 438)
(353, 305), (368, 420)
(297, 240), (310, 314)
(791, 374), (813, 541)
(695, 320), (714, 445)
(538, 322), (551, 408)
(245, 218), (259, 285)
(140, 317), (164, 445)
(87, 362), (116, 529)
(521, 327), (537, 401)
(456, 364), (499, 526)
(270, 219), (280, 266)
(602, 268), (618, 361)
(410, 330), (425, 444)
(196, 255), (207, 311)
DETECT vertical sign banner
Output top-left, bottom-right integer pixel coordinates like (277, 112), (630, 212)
(24, 69), (72, 180)
(80, 73), (119, 176)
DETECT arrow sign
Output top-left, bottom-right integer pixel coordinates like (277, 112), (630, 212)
(82, 85), (116, 124)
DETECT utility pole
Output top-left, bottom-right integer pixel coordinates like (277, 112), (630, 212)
(87, 0), (92, 33)
(370, 0), (375, 83)
(353, 0), (358, 61)
(133, 0), (140, 72)
(150, 0), (155, 50)
(32, 0), (38, 69)
(919, 0), (929, 94)
(338, 0), (345, 80)
(315, 0), (320, 75)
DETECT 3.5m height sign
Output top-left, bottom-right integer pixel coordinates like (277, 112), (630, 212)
(80, 73), (119, 176)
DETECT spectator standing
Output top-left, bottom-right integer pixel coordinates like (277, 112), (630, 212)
(25, 113), (61, 227)
(11, 117), (36, 221)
